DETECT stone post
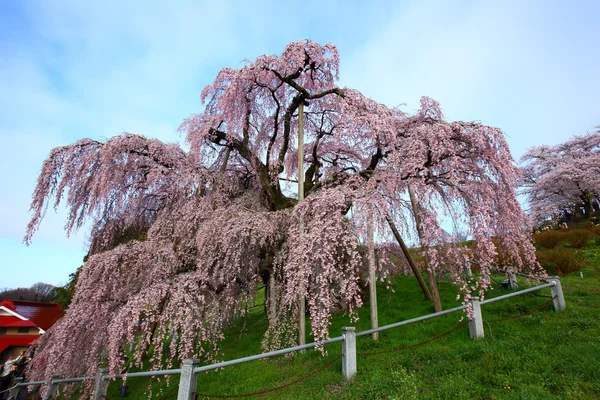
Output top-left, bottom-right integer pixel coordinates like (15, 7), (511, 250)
(549, 276), (566, 311)
(42, 376), (59, 400)
(508, 271), (518, 290)
(465, 260), (472, 277)
(8, 377), (22, 400)
(93, 368), (109, 400)
(468, 297), (484, 339)
(177, 359), (200, 400)
(341, 327), (357, 380)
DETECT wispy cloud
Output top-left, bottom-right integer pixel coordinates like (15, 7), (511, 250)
(342, 0), (600, 158)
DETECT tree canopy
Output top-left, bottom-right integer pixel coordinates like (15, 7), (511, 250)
(520, 129), (600, 225)
(25, 40), (541, 384)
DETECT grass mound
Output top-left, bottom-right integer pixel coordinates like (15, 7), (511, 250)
(48, 230), (599, 399)
(100, 262), (600, 399)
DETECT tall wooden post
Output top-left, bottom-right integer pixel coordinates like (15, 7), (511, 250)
(367, 211), (379, 340)
(298, 102), (306, 347)
(408, 185), (442, 312)
(269, 275), (277, 323)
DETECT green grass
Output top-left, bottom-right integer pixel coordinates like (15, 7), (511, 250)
(97, 249), (600, 399)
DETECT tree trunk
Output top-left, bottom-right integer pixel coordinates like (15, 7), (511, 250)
(139, 296), (169, 360)
(408, 185), (443, 312)
(384, 213), (433, 301)
(585, 192), (594, 220)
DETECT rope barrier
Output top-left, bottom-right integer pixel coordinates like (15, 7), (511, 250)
(159, 391), (179, 400)
(358, 321), (468, 357)
(0, 383), (18, 394)
(491, 266), (550, 283)
(489, 274), (505, 285)
(486, 297), (556, 323)
(514, 272), (550, 283)
(531, 292), (554, 299)
(101, 388), (177, 399)
(192, 354), (342, 399)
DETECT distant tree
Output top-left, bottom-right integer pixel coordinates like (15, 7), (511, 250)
(25, 40), (541, 388)
(520, 129), (600, 225)
(30, 282), (55, 299)
(0, 288), (34, 301)
(0, 283), (56, 302)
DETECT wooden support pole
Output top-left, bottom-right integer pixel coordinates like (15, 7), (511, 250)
(298, 102), (306, 347)
(367, 212), (379, 341)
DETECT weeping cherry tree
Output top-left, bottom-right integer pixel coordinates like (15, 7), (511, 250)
(24, 41), (542, 388)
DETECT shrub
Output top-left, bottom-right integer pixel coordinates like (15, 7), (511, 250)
(562, 229), (593, 248)
(534, 231), (563, 249)
(536, 248), (585, 275)
(592, 225), (600, 242)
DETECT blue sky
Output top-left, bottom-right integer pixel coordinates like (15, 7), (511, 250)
(1, 0), (598, 289)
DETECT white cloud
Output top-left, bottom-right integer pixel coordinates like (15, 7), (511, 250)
(341, 0), (600, 159)
(1, 0), (598, 287)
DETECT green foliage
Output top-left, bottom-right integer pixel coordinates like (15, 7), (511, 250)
(342, 366), (418, 399)
(49, 265), (82, 309)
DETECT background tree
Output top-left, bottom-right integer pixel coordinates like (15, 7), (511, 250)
(520, 129), (600, 226)
(0, 282), (56, 302)
(24, 41), (541, 388)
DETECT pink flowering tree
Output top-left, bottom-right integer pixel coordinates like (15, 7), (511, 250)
(520, 129), (600, 225)
(25, 40), (541, 386)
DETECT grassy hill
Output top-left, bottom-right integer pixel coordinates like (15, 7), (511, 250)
(97, 234), (600, 399)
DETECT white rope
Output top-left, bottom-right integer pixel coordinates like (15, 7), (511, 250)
(0, 382), (19, 394)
